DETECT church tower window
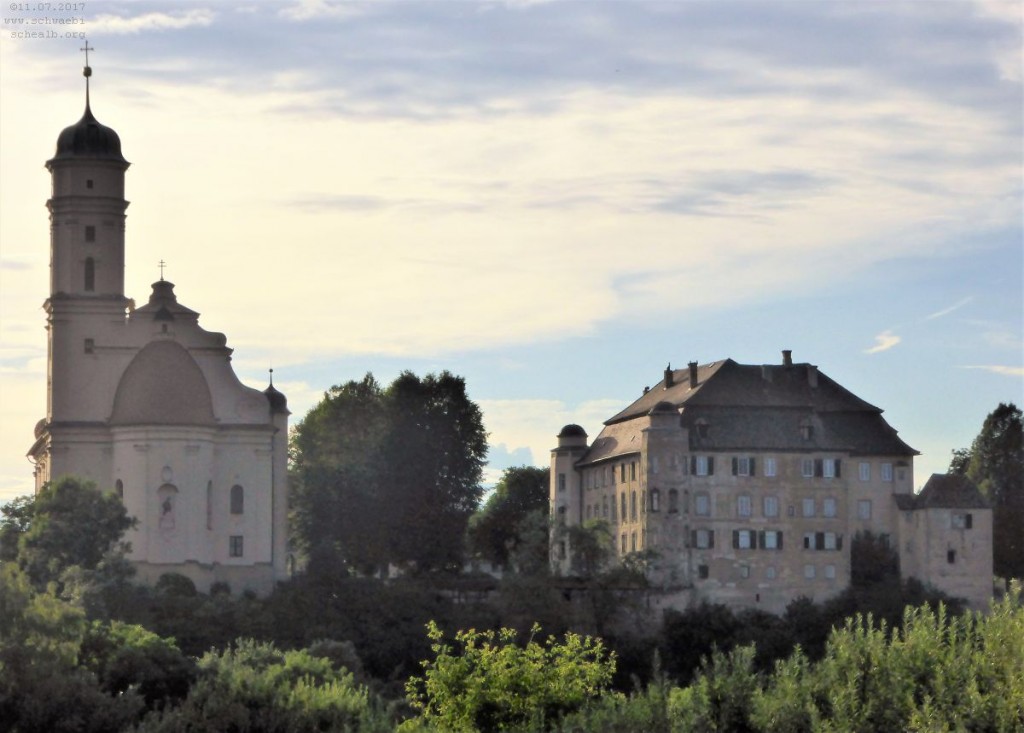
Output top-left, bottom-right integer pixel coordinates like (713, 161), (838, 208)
(85, 225), (96, 242)
(230, 484), (244, 515)
(84, 257), (95, 291)
(229, 536), (244, 557)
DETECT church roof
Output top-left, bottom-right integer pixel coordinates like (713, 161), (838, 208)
(110, 340), (216, 426)
(49, 102), (127, 165)
(577, 356), (916, 466)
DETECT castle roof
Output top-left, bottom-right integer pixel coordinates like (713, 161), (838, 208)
(578, 356), (916, 466)
(914, 473), (990, 509)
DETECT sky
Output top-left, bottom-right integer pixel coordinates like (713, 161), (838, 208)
(0, 0), (1021, 505)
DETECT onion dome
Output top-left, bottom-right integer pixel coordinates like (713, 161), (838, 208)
(49, 53), (128, 165)
(264, 369), (289, 414)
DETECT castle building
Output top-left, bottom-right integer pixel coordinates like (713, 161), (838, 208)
(26, 58), (290, 595)
(550, 352), (992, 611)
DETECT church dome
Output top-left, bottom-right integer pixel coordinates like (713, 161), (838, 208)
(111, 341), (216, 426)
(50, 103), (127, 164)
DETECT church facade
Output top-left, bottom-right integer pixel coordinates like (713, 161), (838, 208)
(550, 352), (993, 611)
(27, 63), (290, 595)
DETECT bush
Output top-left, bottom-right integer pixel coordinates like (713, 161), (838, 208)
(403, 622), (615, 732)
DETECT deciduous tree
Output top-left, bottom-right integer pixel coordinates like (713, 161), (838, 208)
(468, 466), (549, 568)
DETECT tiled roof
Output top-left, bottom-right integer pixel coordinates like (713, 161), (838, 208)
(914, 473), (990, 509)
(578, 357), (916, 466)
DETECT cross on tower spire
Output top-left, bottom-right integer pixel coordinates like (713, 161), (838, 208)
(158, 260), (166, 281)
(80, 40), (94, 107)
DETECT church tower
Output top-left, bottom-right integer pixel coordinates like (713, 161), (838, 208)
(29, 50), (291, 595)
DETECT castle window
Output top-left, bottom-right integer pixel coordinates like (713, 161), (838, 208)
(650, 488), (660, 512)
(733, 457), (754, 476)
(230, 484), (244, 514)
(621, 533), (627, 553)
(693, 528), (714, 549)
(84, 338), (94, 354)
(620, 464), (626, 483)
(859, 462), (871, 481)
(897, 466), (907, 481)
(764, 457), (777, 477)
(763, 495), (779, 517)
(620, 493), (627, 518)
(630, 491), (637, 520)
(857, 500), (872, 520)
(602, 496), (609, 518)
(761, 530), (783, 550)
(733, 529), (756, 549)
(800, 420), (813, 440)
(824, 564), (837, 580)
(85, 225), (95, 242)
(881, 462), (894, 482)
(86, 179), (94, 189)
(558, 473), (566, 492)
(740, 564), (750, 579)
(737, 494), (752, 517)
(947, 549), (956, 564)
(698, 564), (709, 579)
(610, 497), (617, 521)
(229, 536), (244, 557)
(630, 461), (636, 480)
(631, 532), (637, 552)
(802, 498), (816, 517)
(693, 456), (713, 476)
(696, 419), (710, 439)
(823, 458), (841, 478)
(765, 565), (777, 579)
(804, 564), (816, 579)
(668, 489), (679, 513)
(694, 492), (710, 516)
(84, 257), (95, 291)
(823, 497), (837, 518)
(801, 459), (815, 478)
(557, 506), (566, 524)
(952, 513), (973, 529)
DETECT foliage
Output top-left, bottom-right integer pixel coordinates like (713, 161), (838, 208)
(0, 493), (35, 563)
(559, 519), (614, 578)
(950, 402), (1024, 579)
(291, 371), (488, 574)
(136, 638), (393, 732)
(850, 530), (900, 587)
(404, 621), (615, 732)
(12, 476), (135, 589)
(468, 466), (550, 568)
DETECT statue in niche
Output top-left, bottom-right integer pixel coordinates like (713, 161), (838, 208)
(158, 485), (178, 536)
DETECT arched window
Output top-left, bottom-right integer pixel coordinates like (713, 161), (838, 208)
(84, 257), (95, 291)
(230, 484), (244, 515)
(115, 479), (123, 500)
(630, 491), (638, 520)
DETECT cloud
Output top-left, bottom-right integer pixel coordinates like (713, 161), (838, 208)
(959, 365), (1024, 377)
(89, 10), (216, 35)
(926, 296), (974, 320)
(864, 330), (902, 354)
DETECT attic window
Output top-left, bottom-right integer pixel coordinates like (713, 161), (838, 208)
(695, 419), (710, 439)
(800, 420), (813, 440)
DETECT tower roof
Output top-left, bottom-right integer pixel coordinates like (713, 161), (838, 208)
(48, 47), (127, 165)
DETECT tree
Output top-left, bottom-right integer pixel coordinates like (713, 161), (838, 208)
(12, 477), (135, 589)
(291, 371), (487, 575)
(950, 402), (1024, 579)
(403, 622), (615, 732)
(0, 494), (35, 563)
(468, 466), (550, 568)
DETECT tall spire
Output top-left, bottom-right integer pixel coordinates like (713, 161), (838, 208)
(80, 40), (94, 110)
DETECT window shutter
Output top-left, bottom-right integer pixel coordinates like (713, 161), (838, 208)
(751, 531), (758, 550)
(732, 457), (738, 475)
(709, 530), (715, 549)
(690, 530), (696, 549)
(777, 532), (784, 550)
(815, 459), (824, 477)
(837, 534), (843, 551)
(708, 457), (715, 475)
(750, 458), (756, 475)
(835, 459), (841, 478)
(816, 532), (825, 550)
(733, 530), (739, 549)
(758, 530), (765, 549)
(690, 456), (696, 474)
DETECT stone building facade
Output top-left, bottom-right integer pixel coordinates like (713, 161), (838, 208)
(26, 63), (290, 595)
(550, 352), (992, 612)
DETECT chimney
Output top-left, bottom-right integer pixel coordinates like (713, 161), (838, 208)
(688, 361), (699, 388)
(782, 349), (793, 366)
(643, 386), (650, 394)
(664, 364), (674, 389)
(807, 365), (818, 388)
